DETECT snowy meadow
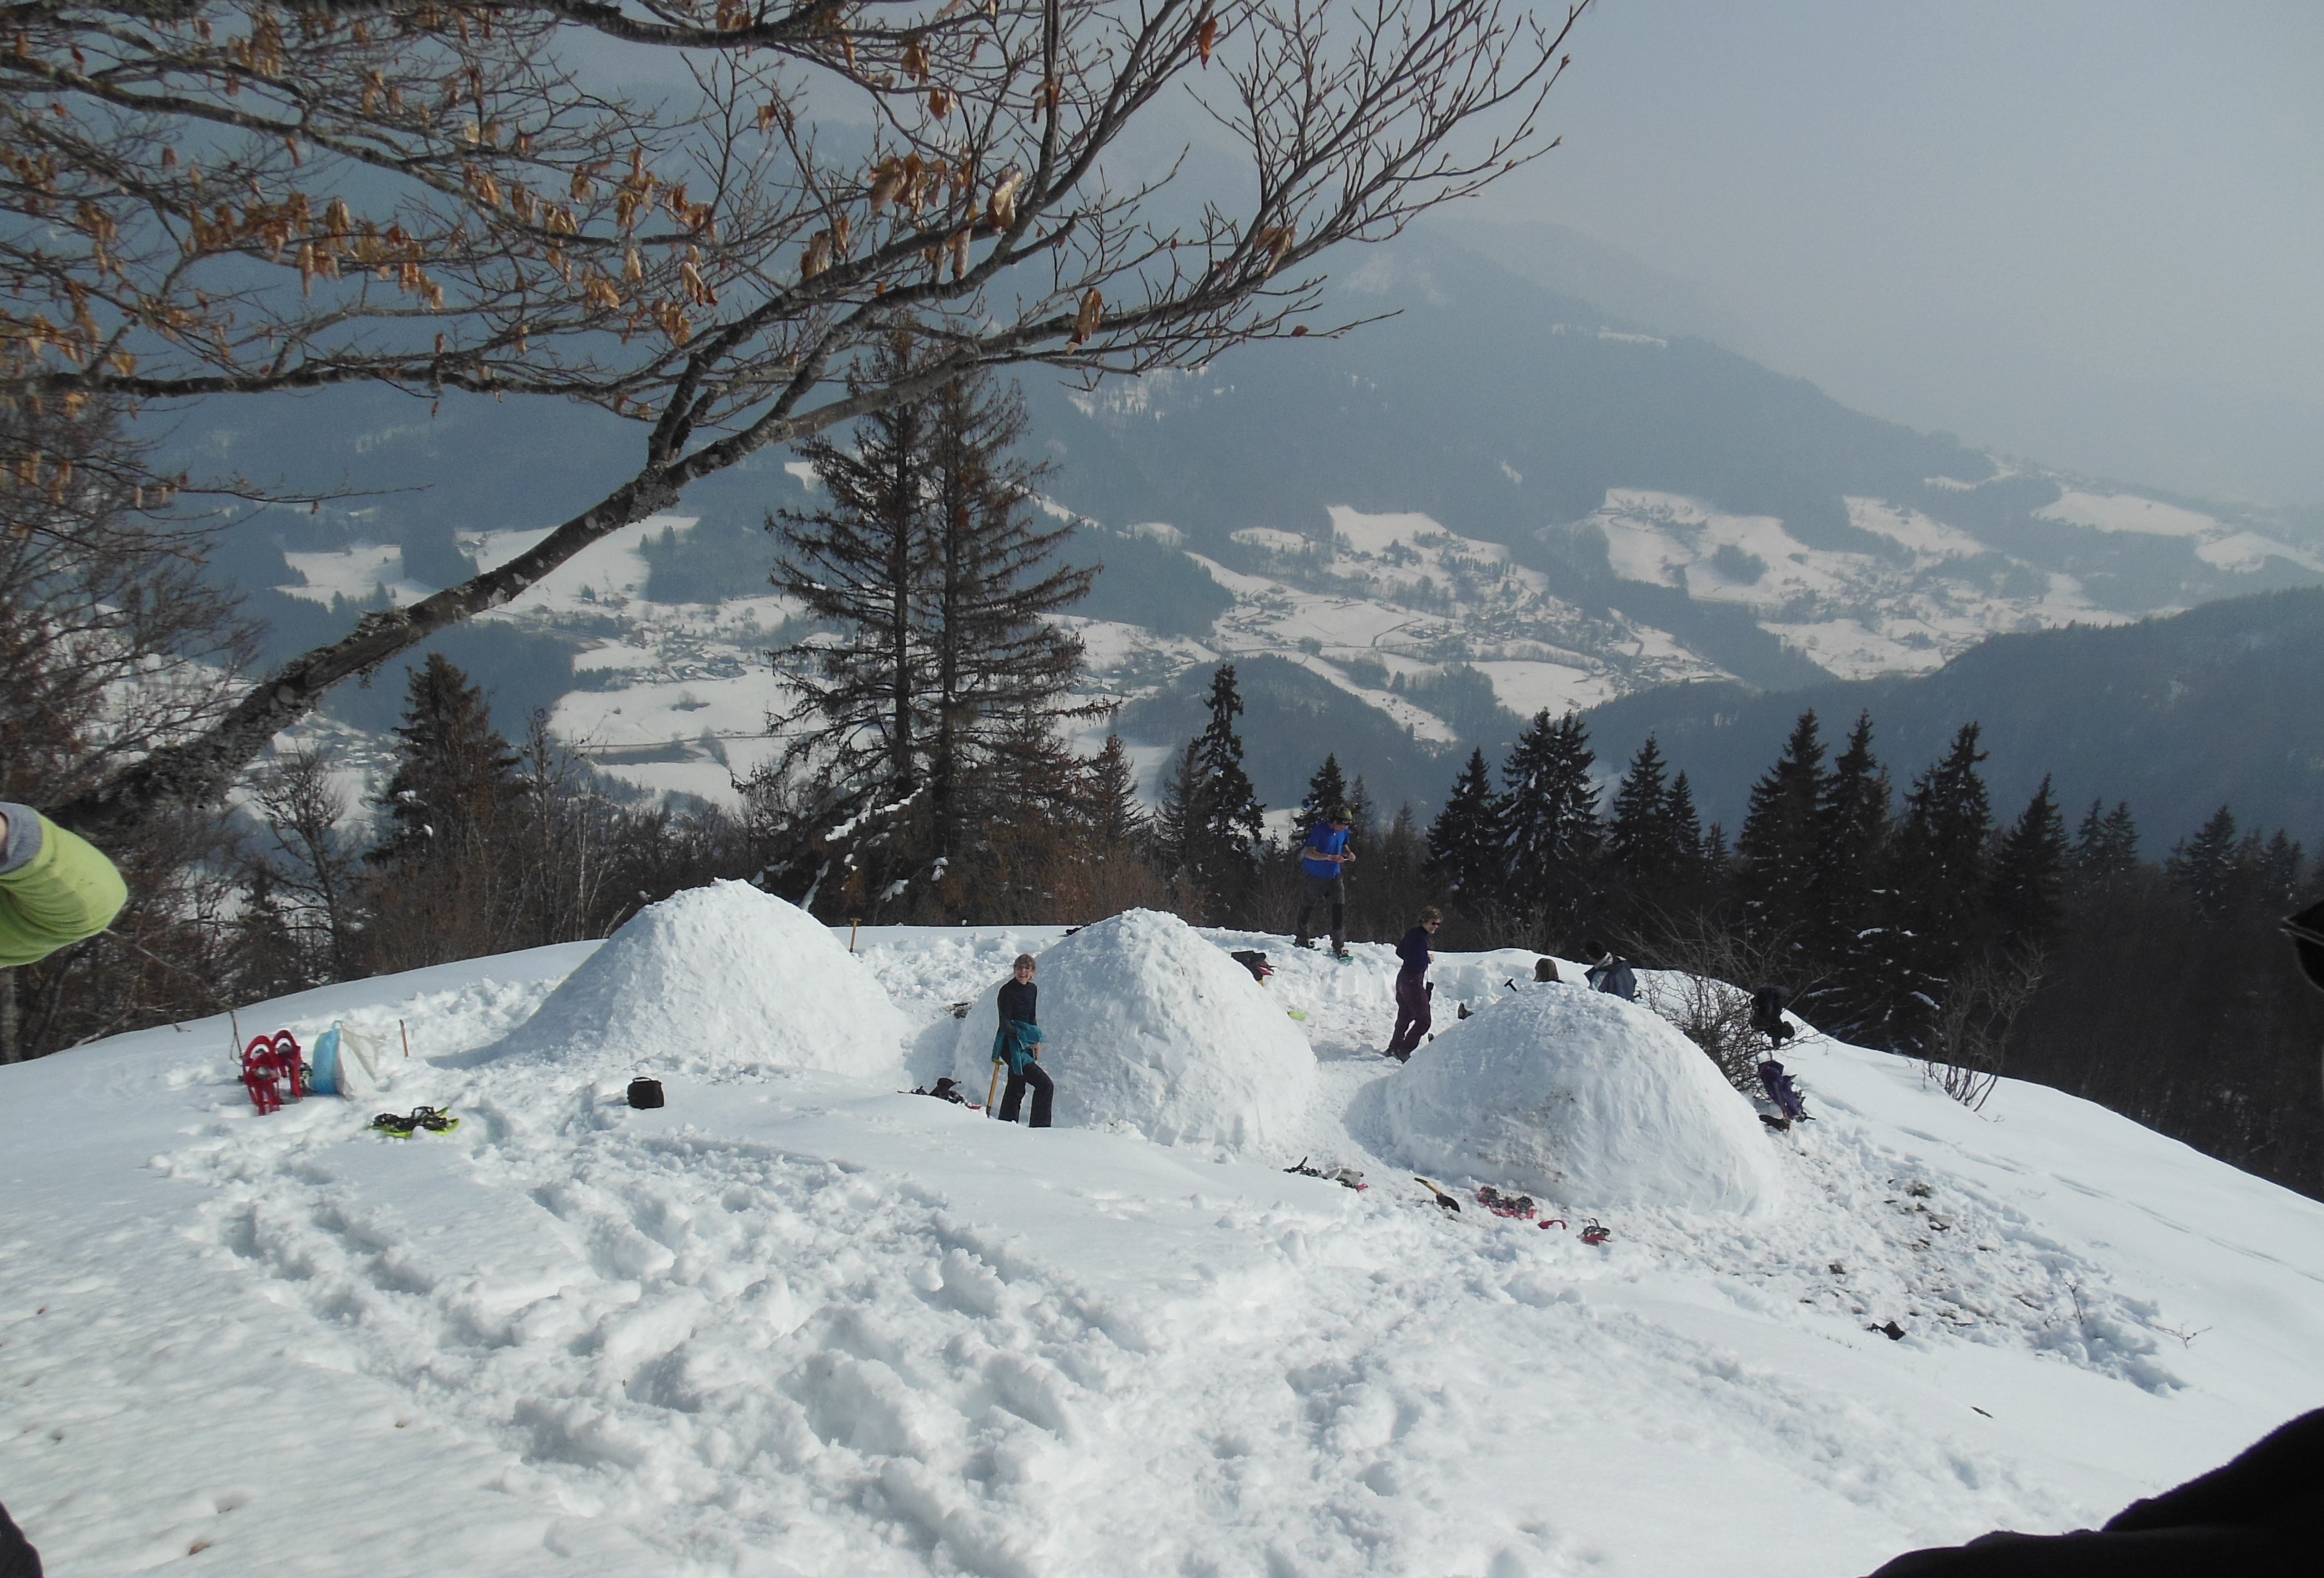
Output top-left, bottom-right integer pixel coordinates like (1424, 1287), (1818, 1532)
(4, 887), (2322, 1577)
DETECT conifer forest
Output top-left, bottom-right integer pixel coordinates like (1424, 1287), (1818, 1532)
(8, 346), (2318, 1203)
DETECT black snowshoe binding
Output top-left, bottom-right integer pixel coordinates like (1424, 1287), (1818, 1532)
(372, 1105), (457, 1138)
(1475, 1185), (1537, 1220)
(1284, 1156), (1367, 1190)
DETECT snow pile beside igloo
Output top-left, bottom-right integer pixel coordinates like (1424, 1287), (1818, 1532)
(1372, 985), (1785, 1214)
(951, 908), (1316, 1150)
(484, 880), (911, 1081)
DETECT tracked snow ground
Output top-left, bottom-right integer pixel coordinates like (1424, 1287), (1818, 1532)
(6, 924), (2324, 1577)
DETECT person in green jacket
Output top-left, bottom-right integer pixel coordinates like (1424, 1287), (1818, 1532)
(0, 803), (128, 968)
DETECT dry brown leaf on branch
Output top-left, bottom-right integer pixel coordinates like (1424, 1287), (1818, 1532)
(1071, 287), (1102, 345)
(985, 166), (1026, 231)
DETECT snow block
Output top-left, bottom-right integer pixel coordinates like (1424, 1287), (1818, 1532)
(953, 908), (1317, 1150)
(1373, 985), (1784, 1214)
(484, 880), (911, 1080)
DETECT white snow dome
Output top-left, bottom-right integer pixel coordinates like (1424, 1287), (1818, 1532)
(485, 880), (912, 1081)
(1372, 985), (1784, 1214)
(952, 908), (1317, 1151)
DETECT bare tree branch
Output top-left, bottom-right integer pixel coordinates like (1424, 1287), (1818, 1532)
(13, 0), (1593, 838)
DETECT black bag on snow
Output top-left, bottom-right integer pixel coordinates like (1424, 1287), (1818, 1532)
(1749, 985), (1794, 1044)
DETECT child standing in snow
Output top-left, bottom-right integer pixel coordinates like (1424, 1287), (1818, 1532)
(1294, 807), (1357, 958)
(1387, 906), (1442, 1060)
(993, 953), (1054, 1127)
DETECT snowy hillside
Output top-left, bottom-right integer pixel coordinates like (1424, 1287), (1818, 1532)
(253, 462), (2321, 820)
(203, 232), (2324, 819)
(6, 890), (2322, 1577)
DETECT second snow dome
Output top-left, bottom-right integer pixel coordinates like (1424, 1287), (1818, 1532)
(1371, 984), (1785, 1214)
(952, 908), (1317, 1151)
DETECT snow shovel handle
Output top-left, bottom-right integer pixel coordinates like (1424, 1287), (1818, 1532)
(986, 1058), (1002, 1116)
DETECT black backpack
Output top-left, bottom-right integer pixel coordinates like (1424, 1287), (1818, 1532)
(1749, 985), (1794, 1044)
(1588, 958), (1638, 1001)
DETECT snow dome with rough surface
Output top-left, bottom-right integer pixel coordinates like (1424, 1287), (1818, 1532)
(952, 908), (1316, 1150)
(485, 880), (911, 1080)
(1371, 984), (1785, 1213)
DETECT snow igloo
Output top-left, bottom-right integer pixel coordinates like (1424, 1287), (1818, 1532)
(1371, 984), (1784, 1214)
(951, 908), (1317, 1150)
(485, 880), (911, 1081)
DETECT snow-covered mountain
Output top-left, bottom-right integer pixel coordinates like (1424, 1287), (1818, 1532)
(6, 893), (2321, 1575)
(193, 234), (2323, 817)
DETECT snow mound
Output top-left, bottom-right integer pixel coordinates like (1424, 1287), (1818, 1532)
(951, 908), (1317, 1150)
(1372, 985), (1784, 1214)
(484, 880), (911, 1081)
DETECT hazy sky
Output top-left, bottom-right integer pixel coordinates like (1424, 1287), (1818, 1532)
(1460, 0), (2324, 507)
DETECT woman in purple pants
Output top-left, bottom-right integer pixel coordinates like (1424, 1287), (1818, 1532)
(1387, 906), (1442, 1060)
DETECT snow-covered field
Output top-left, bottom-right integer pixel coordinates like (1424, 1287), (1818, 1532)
(7, 894), (2323, 1578)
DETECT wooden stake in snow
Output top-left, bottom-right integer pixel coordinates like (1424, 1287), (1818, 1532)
(399, 1018), (411, 1059)
(849, 918), (860, 953)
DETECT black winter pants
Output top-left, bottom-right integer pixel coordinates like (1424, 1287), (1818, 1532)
(1388, 974), (1433, 1058)
(1000, 1061), (1054, 1127)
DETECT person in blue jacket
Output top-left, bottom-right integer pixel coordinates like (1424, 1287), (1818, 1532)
(992, 953), (1053, 1126)
(1294, 806), (1357, 958)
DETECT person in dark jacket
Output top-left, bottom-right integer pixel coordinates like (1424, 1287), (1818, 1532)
(1585, 950), (1638, 1001)
(1864, 1404), (2324, 1576)
(0, 1497), (40, 1578)
(1386, 906), (1442, 1060)
(993, 953), (1054, 1127)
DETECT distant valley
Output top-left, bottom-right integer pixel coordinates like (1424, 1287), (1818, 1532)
(185, 233), (2324, 846)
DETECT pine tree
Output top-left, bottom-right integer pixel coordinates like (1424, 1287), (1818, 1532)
(232, 865), (312, 1002)
(1298, 754), (1351, 833)
(1882, 724), (1996, 1053)
(921, 369), (1099, 871)
(1605, 735), (1689, 923)
(364, 654), (522, 968)
(2070, 800), (2141, 881)
(1733, 712), (1828, 950)
(1811, 712), (1894, 1033)
(2257, 830), (2306, 910)
(1162, 664), (1266, 918)
(1498, 709), (1600, 949)
(1348, 775), (1379, 844)
(370, 654), (519, 866)
(764, 343), (1096, 914)
(1083, 733), (1147, 847)
(1426, 748), (1505, 907)
(1664, 771), (1714, 902)
(769, 336), (931, 824)
(1990, 774), (2068, 948)
(2167, 806), (2241, 918)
